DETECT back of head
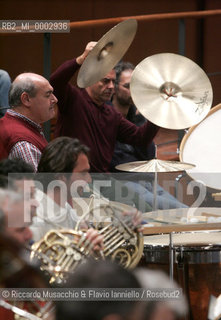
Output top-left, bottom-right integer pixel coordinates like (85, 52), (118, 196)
(0, 158), (34, 180)
(38, 136), (89, 174)
(66, 258), (140, 288)
(56, 259), (143, 320)
(9, 75), (37, 107)
(37, 137), (89, 190)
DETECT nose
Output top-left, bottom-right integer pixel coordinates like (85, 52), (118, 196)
(23, 227), (33, 242)
(107, 80), (115, 89)
(51, 93), (58, 104)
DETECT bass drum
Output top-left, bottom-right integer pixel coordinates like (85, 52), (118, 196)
(142, 230), (221, 320)
(179, 103), (221, 190)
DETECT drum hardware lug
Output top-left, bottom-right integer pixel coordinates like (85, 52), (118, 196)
(177, 247), (185, 268)
(175, 172), (186, 199)
(149, 246), (155, 262)
(175, 172), (186, 183)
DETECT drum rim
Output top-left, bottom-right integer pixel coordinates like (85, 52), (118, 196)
(143, 230), (221, 248)
(144, 244), (221, 250)
(179, 103), (221, 159)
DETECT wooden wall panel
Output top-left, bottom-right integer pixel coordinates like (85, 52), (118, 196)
(1, 0), (220, 104)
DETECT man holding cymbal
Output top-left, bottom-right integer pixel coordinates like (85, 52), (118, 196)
(50, 41), (159, 173)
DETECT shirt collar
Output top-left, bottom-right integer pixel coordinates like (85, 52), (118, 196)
(81, 88), (107, 111)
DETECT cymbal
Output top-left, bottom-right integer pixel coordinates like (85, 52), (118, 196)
(77, 19), (137, 88)
(130, 53), (213, 129)
(116, 159), (195, 173)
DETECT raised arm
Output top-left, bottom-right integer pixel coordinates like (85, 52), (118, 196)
(117, 113), (159, 148)
(50, 41), (97, 112)
(76, 41), (97, 65)
(50, 59), (80, 112)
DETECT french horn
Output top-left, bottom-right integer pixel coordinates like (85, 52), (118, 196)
(84, 200), (144, 269)
(31, 228), (97, 284)
(31, 195), (143, 283)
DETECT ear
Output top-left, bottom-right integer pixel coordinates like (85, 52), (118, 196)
(20, 92), (31, 107)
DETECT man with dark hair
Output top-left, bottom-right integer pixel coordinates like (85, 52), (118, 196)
(32, 136), (142, 241)
(110, 61), (187, 210)
(0, 158), (34, 177)
(37, 136), (91, 205)
(0, 73), (57, 171)
(31, 137), (98, 241)
(38, 136), (90, 184)
(110, 61), (155, 170)
(0, 157), (103, 260)
(50, 42), (159, 173)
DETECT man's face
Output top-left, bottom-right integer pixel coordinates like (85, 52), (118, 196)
(115, 69), (133, 106)
(87, 70), (116, 105)
(4, 179), (39, 245)
(4, 195), (33, 245)
(29, 78), (57, 123)
(15, 179), (39, 221)
(6, 225), (33, 245)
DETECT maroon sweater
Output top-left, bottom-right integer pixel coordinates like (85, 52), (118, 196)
(50, 59), (159, 172)
(0, 112), (48, 160)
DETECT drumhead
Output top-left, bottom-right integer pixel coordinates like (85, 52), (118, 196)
(144, 230), (221, 247)
(180, 104), (221, 189)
